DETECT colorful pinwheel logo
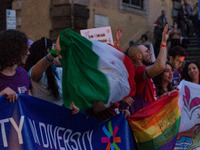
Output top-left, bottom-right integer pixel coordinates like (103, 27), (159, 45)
(101, 121), (121, 150)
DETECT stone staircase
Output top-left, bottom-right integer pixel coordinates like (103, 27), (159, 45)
(184, 35), (200, 62)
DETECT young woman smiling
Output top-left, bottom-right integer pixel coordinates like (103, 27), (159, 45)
(181, 61), (200, 84)
(153, 62), (174, 98)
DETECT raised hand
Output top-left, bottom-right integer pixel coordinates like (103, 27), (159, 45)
(115, 27), (122, 42)
(55, 36), (61, 54)
(161, 24), (171, 45)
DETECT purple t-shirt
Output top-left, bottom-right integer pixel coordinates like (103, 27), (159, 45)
(0, 67), (31, 94)
(172, 70), (180, 88)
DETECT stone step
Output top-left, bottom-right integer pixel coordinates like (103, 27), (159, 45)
(188, 43), (199, 47)
(188, 35), (197, 40)
(185, 56), (200, 62)
(188, 39), (198, 43)
(185, 46), (200, 52)
(188, 36), (197, 40)
(185, 47), (200, 50)
(185, 48), (200, 52)
(189, 39), (198, 43)
(186, 51), (200, 56)
(183, 34), (200, 62)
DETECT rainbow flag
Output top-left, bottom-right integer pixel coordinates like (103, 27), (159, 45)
(128, 91), (181, 150)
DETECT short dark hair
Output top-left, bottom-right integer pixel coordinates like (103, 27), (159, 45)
(168, 46), (187, 58)
(25, 37), (52, 72)
(0, 29), (28, 71)
(141, 34), (148, 41)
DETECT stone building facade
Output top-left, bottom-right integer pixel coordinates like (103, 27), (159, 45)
(0, 0), (198, 50)
(0, 0), (13, 31)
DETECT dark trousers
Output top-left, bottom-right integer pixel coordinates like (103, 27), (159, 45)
(170, 39), (181, 48)
(154, 39), (161, 58)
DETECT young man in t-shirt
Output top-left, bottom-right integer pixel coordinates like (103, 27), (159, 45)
(168, 46), (187, 88)
(128, 24), (170, 103)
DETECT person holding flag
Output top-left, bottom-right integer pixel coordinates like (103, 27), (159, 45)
(25, 37), (63, 106)
(54, 26), (136, 112)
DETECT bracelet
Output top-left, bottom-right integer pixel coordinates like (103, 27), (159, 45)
(51, 53), (58, 58)
(45, 54), (54, 62)
(114, 41), (119, 45)
(114, 41), (120, 47)
(160, 44), (169, 51)
(49, 49), (59, 57)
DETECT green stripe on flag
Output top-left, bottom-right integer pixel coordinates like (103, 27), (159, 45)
(59, 28), (110, 110)
(136, 117), (181, 150)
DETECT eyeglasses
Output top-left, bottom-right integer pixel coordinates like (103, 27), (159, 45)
(175, 58), (184, 64)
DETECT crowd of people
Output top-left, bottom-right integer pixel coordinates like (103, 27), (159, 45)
(153, 0), (199, 49)
(0, 29), (79, 113)
(0, 1), (200, 122)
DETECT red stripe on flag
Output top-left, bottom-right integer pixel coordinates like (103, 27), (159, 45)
(108, 44), (136, 97)
(128, 91), (178, 121)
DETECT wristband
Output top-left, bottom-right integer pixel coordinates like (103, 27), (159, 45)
(45, 54), (54, 62)
(49, 49), (59, 57)
(114, 41), (120, 47)
(114, 41), (119, 45)
(160, 44), (169, 51)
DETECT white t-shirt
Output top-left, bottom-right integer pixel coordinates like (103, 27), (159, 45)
(29, 67), (63, 106)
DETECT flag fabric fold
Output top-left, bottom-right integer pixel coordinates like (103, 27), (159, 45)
(175, 80), (200, 149)
(59, 28), (135, 110)
(128, 91), (181, 150)
(0, 94), (136, 149)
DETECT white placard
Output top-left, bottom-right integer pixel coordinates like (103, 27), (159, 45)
(6, 9), (16, 30)
(80, 26), (114, 45)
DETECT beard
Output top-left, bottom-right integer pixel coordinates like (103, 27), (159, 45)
(142, 57), (152, 66)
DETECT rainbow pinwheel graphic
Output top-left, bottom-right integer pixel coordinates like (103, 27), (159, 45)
(101, 121), (121, 150)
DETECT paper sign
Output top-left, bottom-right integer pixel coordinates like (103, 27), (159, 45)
(80, 26), (114, 45)
(6, 9), (16, 30)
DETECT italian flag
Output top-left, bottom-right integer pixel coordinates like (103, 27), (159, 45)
(59, 28), (135, 110)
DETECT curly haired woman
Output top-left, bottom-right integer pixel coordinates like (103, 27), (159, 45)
(0, 30), (31, 102)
